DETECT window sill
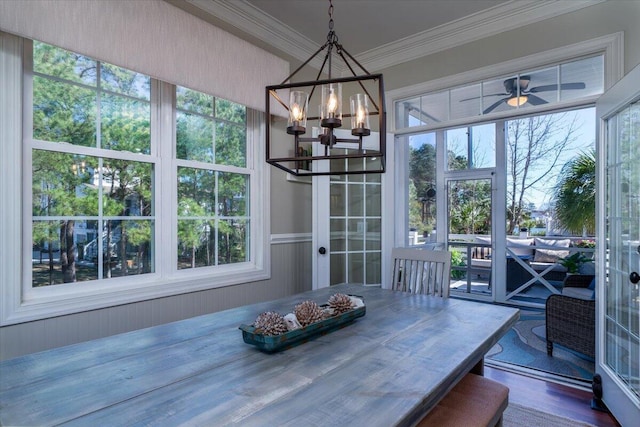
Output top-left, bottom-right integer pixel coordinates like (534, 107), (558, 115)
(2, 265), (270, 326)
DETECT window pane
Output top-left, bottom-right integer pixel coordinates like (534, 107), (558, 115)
(102, 219), (154, 278)
(102, 160), (153, 217)
(33, 76), (97, 146)
(100, 63), (150, 101)
(218, 219), (248, 264)
(178, 168), (216, 215)
(519, 67), (557, 112)
(348, 219), (364, 251)
(366, 219), (381, 251)
(101, 93), (151, 153)
(215, 121), (246, 167)
(216, 98), (246, 124)
(348, 183), (364, 216)
(178, 219), (215, 269)
(561, 55), (604, 101)
(177, 112), (214, 162)
(177, 87), (213, 116)
(446, 124), (495, 170)
(32, 220), (99, 286)
(506, 108), (595, 236)
(482, 76), (513, 115)
(471, 123), (496, 168)
(32, 151), (98, 217)
(218, 172), (248, 216)
(420, 91), (449, 125)
(446, 127), (468, 170)
(396, 97), (420, 128)
(408, 132), (436, 239)
(34, 41), (97, 86)
(451, 84), (481, 120)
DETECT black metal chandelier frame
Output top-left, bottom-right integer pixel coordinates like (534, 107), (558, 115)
(265, 2), (386, 176)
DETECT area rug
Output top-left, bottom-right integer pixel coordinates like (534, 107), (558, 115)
(486, 309), (595, 382)
(503, 403), (597, 427)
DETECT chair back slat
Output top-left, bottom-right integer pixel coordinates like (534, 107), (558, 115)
(391, 247), (452, 297)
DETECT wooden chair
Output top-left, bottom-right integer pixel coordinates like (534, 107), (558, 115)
(390, 248), (510, 427)
(391, 247), (452, 297)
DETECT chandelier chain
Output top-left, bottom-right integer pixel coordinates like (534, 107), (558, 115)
(328, 0), (334, 29)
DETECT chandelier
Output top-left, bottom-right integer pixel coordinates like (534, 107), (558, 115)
(265, 0), (386, 176)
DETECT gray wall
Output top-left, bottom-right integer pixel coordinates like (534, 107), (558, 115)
(380, 1), (640, 91)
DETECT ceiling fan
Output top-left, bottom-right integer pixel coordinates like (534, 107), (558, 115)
(463, 76), (586, 114)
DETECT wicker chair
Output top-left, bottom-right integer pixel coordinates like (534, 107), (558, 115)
(545, 274), (596, 359)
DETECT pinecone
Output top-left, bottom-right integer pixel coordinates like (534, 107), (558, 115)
(328, 293), (354, 315)
(254, 311), (288, 336)
(294, 300), (324, 327)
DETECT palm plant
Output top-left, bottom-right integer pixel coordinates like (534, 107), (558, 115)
(554, 150), (596, 235)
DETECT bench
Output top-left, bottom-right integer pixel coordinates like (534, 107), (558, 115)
(417, 373), (509, 427)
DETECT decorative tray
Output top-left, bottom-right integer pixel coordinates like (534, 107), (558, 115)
(239, 299), (366, 353)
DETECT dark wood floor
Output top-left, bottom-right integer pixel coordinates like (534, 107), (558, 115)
(485, 366), (620, 426)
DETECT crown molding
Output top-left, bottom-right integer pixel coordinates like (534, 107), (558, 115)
(185, 0), (605, 73)
(359, 0), (606, 71)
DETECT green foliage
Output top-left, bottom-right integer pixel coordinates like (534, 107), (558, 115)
(408, 143), (436, 234)
(449, 248), (466, 279)
(448, 180), (491, 234)
(554, 150), (596, 235)
(559, 252), (590, 274)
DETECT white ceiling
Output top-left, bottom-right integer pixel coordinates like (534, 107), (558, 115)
(173, 0), (603, 71)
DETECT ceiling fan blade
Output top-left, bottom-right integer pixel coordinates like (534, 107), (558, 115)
(526, 94), (548, 105)
(528, 82), (586, 93)
(483, 98), (507, 114)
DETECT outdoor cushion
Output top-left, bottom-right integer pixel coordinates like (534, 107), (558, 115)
(506, 237), (534, 256)
(562, 286), (594, 300)
(533, 238), (571, 263)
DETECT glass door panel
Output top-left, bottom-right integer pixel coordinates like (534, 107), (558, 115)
(447, 177), (493, 296)
(328, 155), (382, 286)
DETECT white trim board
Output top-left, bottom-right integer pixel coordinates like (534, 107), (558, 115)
(185, 0), (604, 73)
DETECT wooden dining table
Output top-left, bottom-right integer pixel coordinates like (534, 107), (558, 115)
(0, 284), (519, 427)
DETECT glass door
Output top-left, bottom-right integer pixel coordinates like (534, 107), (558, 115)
(596, 65), (640, 426)
(446, 175), (494, 298)
(312, 130), (390, 289)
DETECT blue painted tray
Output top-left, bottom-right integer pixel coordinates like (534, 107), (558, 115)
(239, 300), (366, 353)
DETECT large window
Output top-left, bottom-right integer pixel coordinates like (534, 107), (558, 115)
(11, 39), (266, 320)
(31, 42), (154, 286)
(176, 87), (250, 269)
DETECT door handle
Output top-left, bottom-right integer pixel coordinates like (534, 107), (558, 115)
(630, 272), (640, 284)
(318, 247), (326, 255)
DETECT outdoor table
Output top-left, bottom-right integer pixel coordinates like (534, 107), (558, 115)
(0, 284), (519, 426)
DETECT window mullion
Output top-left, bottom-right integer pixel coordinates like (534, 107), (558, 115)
(157, 80), (175, 276)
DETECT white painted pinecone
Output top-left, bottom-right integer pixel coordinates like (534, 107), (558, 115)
(328, 293), (354, 315)
(254, 311), (288, 336)
(294, 300), (324, 327)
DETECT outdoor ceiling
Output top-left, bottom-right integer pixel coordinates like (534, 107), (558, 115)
(173, 0), (603, 71)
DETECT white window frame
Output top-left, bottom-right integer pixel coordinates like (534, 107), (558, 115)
(389, 33), (623, 248)
(0, 36), (270, 326)
(389, 33), (623, 133)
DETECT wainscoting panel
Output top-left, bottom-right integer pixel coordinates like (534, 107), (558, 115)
(0, 240), (312, 361)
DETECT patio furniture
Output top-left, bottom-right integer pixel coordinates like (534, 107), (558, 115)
(391, 247), (452, 297)
(545, 274), (596, 359)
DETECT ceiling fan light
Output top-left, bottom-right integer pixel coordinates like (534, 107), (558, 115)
(507, 95), (528, 107)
